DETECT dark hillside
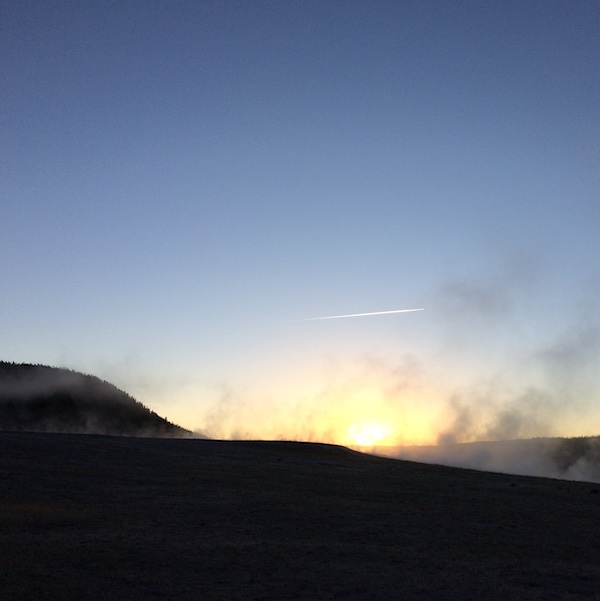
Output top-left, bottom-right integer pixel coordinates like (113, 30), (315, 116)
(0, 362), (190, 437)
(1, 433), (600, 600)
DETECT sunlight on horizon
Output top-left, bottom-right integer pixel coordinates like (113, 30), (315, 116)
(148, 347), (600, 448)
(186, 381), (445, 447)
(163, 378), (600, 447)
(345, 421), (395, 447)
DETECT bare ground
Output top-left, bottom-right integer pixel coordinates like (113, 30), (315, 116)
(1, 432), (600, 600)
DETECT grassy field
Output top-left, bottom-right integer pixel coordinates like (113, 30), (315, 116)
(1, 432), (600, 600)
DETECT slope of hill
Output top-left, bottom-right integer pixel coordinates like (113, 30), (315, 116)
(1, 432), (600, 600)
(0, 362), (190, 437)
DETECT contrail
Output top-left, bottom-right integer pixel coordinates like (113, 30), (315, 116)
(301, 308), (424, 321)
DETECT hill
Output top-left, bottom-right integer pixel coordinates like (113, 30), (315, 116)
(1, 432), (600, 600)
(0, 362), (190, 437)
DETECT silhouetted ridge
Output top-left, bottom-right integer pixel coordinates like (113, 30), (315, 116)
(0, 362), (190, 437)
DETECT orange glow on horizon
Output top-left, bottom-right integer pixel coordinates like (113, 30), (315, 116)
(150, 355), (600, 447)
(345, 421), (395, 447)
(190, 386), (443, 448)
(165, 358), (452, 447)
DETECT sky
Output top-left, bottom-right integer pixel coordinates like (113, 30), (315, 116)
(2, 0), (600, 446)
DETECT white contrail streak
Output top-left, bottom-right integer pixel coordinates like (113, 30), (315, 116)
(301, 308), (424, 321)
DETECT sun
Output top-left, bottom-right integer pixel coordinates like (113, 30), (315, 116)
(347, 421), (394, 447)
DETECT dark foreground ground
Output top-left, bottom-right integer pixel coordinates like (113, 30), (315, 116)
(1, 433), (600, 600)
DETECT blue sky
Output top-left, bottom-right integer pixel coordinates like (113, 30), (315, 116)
(2, 1), (599, 444)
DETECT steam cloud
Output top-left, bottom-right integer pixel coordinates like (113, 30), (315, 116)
(393, 437), (600, 483)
